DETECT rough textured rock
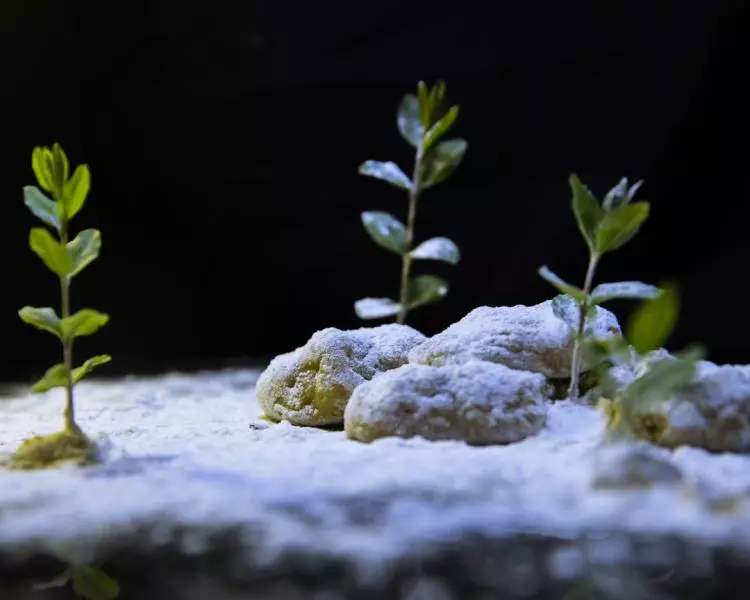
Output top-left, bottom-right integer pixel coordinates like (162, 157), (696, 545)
(653, 361), (750, 452)
(407, 301), (621, 378)
(256, 324), (426, 426)
(344, 361), (551, 444)
(591, 442), (683, 488)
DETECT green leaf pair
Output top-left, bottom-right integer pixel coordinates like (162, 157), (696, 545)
(360, 211), (460, 264)
(570, 173), (649, 255)
(31, 355), (112, 394)
(355, 275), (448, 320)
(28, 226), (101, 278)
(540, 267), (660, 308)
(19, 306), (110, 341)
(29, 143), (91, 223)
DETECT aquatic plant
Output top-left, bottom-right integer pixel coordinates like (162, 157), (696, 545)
(538, 174), (660, 400)
(10, 143), (111, 469)
(355, 80), (467, 324)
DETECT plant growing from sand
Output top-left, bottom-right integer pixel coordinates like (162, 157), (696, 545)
(355, 80), (467, 324)
(538, 174), (660, 400)
(8, 143), (111, 470)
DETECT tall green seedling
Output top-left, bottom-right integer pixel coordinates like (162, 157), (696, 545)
(18, 143), (111, 442)
(355, 81), (467, 324)
(538, 174), (659, 401)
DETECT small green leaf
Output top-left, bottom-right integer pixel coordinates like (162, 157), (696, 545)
(596, 201), (650, 254)
(569, 173), (603, 252)
(358, 160), (413, 190)
(354, 298), (402, 320)
(29, 227), (73, 276)
(537, 266), (586, 302)
(602, 177), (630, 212)
(422, 105), (459, 154)
(72, 355), (112, 385)
(551, 294), (580, 330)
(61, 309), (110, 340)
(626, 282), (679, 354)
(19, 306), (62, 338)
(51, 143), (70, 196)
(621, 352), (700, 411)
(62, 164), (91, 220)
(407, 275), (448, 309)
(31, 146), (56, 193)
(417, 81), (431, 127)
(428, 80), (446, 119)
(589, 281), (661, 305)
(30, 355), (112, 393)
(24, 185), (60, 231)
(361, 211), (407, 254)
(410, 237), (460, 264)
(72, 565), (120, 600)
(420, 139), (468, 189)
(31, 364), (68, 393)
(397, 93), (423, 148)
(68, 229), (101, 277)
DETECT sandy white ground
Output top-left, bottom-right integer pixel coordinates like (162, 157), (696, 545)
(1, 369), (749, 583)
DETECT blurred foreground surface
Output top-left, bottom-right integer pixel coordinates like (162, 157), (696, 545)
(0, 369), (749, 599)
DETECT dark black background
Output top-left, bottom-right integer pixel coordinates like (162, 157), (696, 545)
(0, 0), (748, 383)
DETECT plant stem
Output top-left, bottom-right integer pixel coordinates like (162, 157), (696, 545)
(59, 220), (78, 434)
(397, 147), (423, 325)
(568, 251), (600, 401)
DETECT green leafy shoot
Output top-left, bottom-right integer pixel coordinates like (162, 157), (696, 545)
(591, 284), (705, 442)
(20, 143), (110, 437)
(538, 174), (656, 400)
(356, 80), (467, 324)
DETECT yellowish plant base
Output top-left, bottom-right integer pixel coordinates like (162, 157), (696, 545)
(6, 429), (99, 471)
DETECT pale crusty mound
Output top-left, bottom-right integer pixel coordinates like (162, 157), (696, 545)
(642, 361), (750, 453)
(407, 300), (621, 379)
(344, 360), (552, 444)
(256, 324), (426, 426)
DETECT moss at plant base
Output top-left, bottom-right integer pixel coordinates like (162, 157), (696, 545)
(6, 429), (99, 471)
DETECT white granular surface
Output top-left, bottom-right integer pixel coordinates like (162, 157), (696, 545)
(0, 369), (749, 580)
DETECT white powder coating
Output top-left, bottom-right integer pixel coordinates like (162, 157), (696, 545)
(255, 324), (426, 426)
(344, 361), (551, 444)
(658, 362), (750, 452)
(407, 301), (621, 378)
(0, 369), (749, 581)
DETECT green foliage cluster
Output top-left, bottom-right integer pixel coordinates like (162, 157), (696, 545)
(355, 81), (467, 324)
(585, 285), (704, 441)
(20, 143), (110, 435)
(538, 174), (660, 400)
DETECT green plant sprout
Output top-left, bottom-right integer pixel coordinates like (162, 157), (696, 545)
(354, 80), (467, 324)
(9, 143), (111, 470)
(586, 283), (704, 442)
(538, 174), (660, 401)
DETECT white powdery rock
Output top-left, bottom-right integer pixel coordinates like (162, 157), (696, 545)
(407, 301), (621, 379)
(657, 362), (750, 453)
(256, 324), (426, 426)
(344, 360), (552, 444)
